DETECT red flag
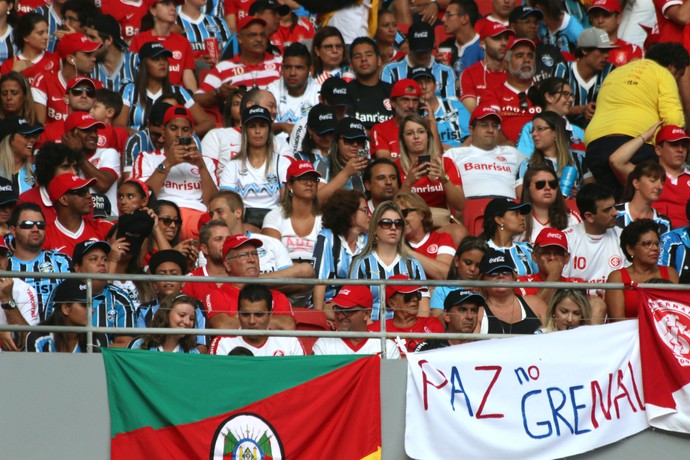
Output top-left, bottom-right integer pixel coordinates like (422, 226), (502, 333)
(638, 288), (690, 432)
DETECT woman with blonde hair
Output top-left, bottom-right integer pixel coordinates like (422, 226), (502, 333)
(0, 115), (43, 193)
(539, 289), (592, 333)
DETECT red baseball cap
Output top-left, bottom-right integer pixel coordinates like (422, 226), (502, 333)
(56, 33), (101, 59)
(478, 21), (515, 40)
(587, 0), (621, 14)
(534, 228), (569, 252)
(64, 112), (106, 132)
(287, 160), (320, 181)
(390, 79), (422, 99)
(197, 212), (212, 232)
(331, 285), (373, 309)
(147, 0), (183, 8)
(470, 105), (502, 125)
(385, 274), (428, 300)
(48, 173), (96, 202)
(507, 36), (536, 51)
(222, 234), (263, 259)
(237, 15), (267, 32)
(655, 125), (690, 145)
(122, 178), (151, 198)
(66, 76), (97, 91)
(163, 105), (194, 127)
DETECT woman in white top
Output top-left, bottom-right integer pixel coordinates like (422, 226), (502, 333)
(263, 160), (323, 264)
(219, 105), (290, 228)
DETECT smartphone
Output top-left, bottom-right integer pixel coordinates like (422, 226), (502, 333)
(418, 154), (431, 176)
(357, 148), (369, 159)
(178, 136), (192, 146)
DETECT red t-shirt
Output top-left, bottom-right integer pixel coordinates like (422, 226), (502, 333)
(15, 0), (50, 15)
(0, 52), (59, 85)
(37, 120), (119, 151)
(395, 157), (462, 208)
(515, 273), (585, 296)
(203, 284), (294, 319)
(482, 82), (541, 144)
(653, 170), (690, 229)
(101, 1), (148, 42)
(224, 0), (251, 21)
(369, 317), (445, 353)
(130, 30), (195, 86)
(274, 17), (315, 49)
(18, 186), (55, 222)
(460, 61), (507, 104)
(654, 0), (684, 44)
(31, 71), (103, 123)
(409, 231), (456, 260)
(371, 117), (400, 159)
(43, 218), (113, 257)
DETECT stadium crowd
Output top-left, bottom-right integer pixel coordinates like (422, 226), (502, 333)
(0, 0), (689, 355)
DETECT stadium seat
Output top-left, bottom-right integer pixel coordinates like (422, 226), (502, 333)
(293, 308), (329, 355)
(462, 198), (492, 237)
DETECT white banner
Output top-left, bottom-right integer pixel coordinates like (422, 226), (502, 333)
(405, 321), (649, 460)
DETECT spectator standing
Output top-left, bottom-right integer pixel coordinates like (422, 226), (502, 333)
(532, 0), (584, 54)
(587, 0), (643, 67)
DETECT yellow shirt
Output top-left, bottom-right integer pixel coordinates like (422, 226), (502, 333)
(584, 59), (684, 145)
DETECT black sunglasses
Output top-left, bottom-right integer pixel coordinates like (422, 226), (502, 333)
(378, 218), (404, 229)
(518, 92), (529, 111)
(401, 291), (422, 303)
(401, 208), (417, 218)
(534, 179), (558, 190)
(18, 220), (46, 230)
(159, 217), (181, 226)
(67, 188), (90, 196)
(69, 87), (96, 98)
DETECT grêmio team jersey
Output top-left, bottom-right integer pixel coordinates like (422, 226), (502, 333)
(562, 223), (628, 284)
(219, 154), (290, 210)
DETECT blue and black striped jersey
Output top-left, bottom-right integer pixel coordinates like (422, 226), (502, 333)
(135, 297), (208, 346)
(91, 50), (139, 93)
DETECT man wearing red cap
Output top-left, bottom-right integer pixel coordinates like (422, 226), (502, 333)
(312, 285), (400, 358)
(43, 173), (113, 257)
(369, 274), (443, 355)
(31, 33), (102, 124)
(371, 78), (421, 159)
(129, 0), (197, 90)
(610, 124), (690, 229)
(587, 0), (642, 67)
(482, 37), (540, 143)
(460, 22), (513, 113)
(194, 16), (282, 108)
(443, 105), (526, 199)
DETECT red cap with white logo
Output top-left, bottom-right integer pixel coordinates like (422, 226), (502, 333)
(470, 105), (502, 125)
(655, 125), (690, 145)
(222, 234), (263, 260)
(64, 111), (106, 132)
(478, 21), (515, 40)
(48, 173), (96, 202)
(287, 160), (321, 181)
(331, 285), (373, 309)
(534, 228), (569, 251)
(587, 0), (621, 14)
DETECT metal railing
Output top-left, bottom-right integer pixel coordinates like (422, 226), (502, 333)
(1, 270), (687, 356)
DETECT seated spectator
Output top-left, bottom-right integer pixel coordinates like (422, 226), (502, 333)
(614, 161), (672, 234)
(509, 6), (565, 84)
(533, 0), (584, 54)
(369, 274), (443, 355)
(482, 198), (538, 276)
(129, 293), (200, 354)
(554, 27), (616, 128)
(439, 0), (483, 79)
(349, 201), (428, 321)
(44, 174), (113, 257)
(25, 279), (109, 352)
(587, 0), (642, 67)
(84, 14), (139, 93)
(515, 111), (589, 198)
(430, 236), (488, 316)
(116, 178), (152, 216)
(310, 26), (353, 84)
(409, 66), (470, 149)
(444, 105), (526, 200)
(312, 284), (400, 358)
(659, 202), (690, 283)
(0, 116), (43, 194)
(374, 9), (405, 65)
(0, 178), (18, 237)
(363, 158), (401, 213)
(132, 104), (218, 240)
(475, 0), (513, 29)
(182, 219), (232, 304)
(515, 77), (586, 158)
(609, 124), (690, 229)
(294, 104), (337, 166)
(395, 192), (455, 280)
(519, 164), (582, 244)
(478, 249), (547, 334)
(0, 72), (39, 123)
(371, 78), (421, 159)
(606, 219), (679, 321)
(312, 190), (369, 315)
(417, 289), (484, 350)
(1, 13), (59, 85)
(90, 88), (130, 154)
(209, 284), (304, 356)
(537, 288), (592, 333)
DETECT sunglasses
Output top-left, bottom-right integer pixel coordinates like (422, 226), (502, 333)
(400, 291), (422, 303)
(159, 217), (181, 226)
(69, 87), (95, 98)
(401, 208), (417, 218)
(18, 220), (46, 230)
(294, 176), (320, 184)
(518, 92), (529, 111)
(534, 179), (558, 190)
(67, 188), (90, 196)
(378, 218), (404, 229)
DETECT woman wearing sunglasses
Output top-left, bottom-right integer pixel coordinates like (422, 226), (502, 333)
(519, 164), (581, 244)
(349, 201), (428, 322)
(482, 198), (538, 276)
(515, 111), (590, 199)
(142, 200), (198, 271)
(478, 249), (546, 335)
(606, 219), (678, 321)
(394, 192), (455, 280)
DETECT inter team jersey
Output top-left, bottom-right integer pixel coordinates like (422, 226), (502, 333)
(347, 79), (393, 129)
(562, 223), (627, 283)
(32, 71), (104, 123)
(101, 0), (147, 42)
(129, 30), (195, 86)
(371, 117), (400, 158)
(459, 60), (507, 106)
(199, 126), (241, 177)
(395, 157), (462, 208)
(203, 284), (294, 320)
(313, 337), (401, 359)
(197, 53), (282, 94)
(409, 231), (455, 260)
(210, 335), (304, 356)
(654, 0), (684, 43)
(43, 218), (113, 257)
(653, 169), (690, 229)
(0, 51), (59, 84)
(608, 39), (643, 67)
(482, 82), (542, 143)
(368, 317), (444, 354)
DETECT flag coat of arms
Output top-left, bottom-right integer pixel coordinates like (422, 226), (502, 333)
(102, 349), (381, 459)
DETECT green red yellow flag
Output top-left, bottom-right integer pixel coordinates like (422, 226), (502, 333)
(102, 349), (381, 459)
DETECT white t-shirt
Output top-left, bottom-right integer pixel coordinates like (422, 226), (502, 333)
(312, 337), (401, 359)
(86, 147), (121, 216)
(325, 1), (371, 44)
(444, 144), (526, 199)
(517, 211), (582, 244)
(210, 335), (304, 356)
(262, 208), (323, 261)
(267, 77), (321, 142)
(0, 279), (39, 326)
(131, 149), (218, 211)
(219, 154), (291, 209)
(249, 231), (294, 273)
(562, 223), (628, 283)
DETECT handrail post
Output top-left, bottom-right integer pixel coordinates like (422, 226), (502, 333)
(379, 280), (387, 360)
(86, 277), (93, 354)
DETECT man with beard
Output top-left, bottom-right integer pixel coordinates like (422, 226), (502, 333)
(346, 37), (393, 130)
(482, 37), (540, 143)
(371, 79), (422, 159)
(85, 14), (138, 93)
(415, 289), (483, 351)
(312, 285), (400, 358)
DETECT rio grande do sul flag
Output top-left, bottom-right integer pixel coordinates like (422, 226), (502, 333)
(102, 349), (381, 459)
(638, 288), (690, 432)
